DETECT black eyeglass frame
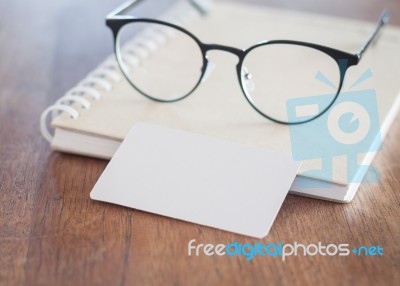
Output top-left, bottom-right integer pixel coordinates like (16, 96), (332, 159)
(106, 0), (391, 124)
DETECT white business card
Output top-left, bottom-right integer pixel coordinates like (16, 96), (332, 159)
(90, 122), (301, 238)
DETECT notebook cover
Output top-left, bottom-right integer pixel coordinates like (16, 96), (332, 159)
(51, 1), (400, 185)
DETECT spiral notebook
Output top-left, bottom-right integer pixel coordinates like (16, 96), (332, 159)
(40, 0), (400, 202)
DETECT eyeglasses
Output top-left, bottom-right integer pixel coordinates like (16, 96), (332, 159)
(106, 0), (390, 124)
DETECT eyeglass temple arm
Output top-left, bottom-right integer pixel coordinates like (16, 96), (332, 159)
(107, 0), (210, 19)
(357, 9), (391, 61)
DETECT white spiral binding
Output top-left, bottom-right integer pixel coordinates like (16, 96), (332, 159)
(40, 0), (204, 143)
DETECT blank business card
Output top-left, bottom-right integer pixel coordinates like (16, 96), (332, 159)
(90, 122), (301, 238)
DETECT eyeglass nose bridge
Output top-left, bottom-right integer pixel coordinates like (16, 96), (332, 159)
(202, 44), (245, 59)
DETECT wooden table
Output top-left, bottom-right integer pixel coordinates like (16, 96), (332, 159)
(1, 0), (399, 285)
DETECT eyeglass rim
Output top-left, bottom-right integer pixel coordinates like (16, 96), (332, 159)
(237, 40), (358, 124)
(107, 17), (359, 124)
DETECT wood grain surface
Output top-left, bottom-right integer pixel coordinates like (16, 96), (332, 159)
(0, 0), (399, 285)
